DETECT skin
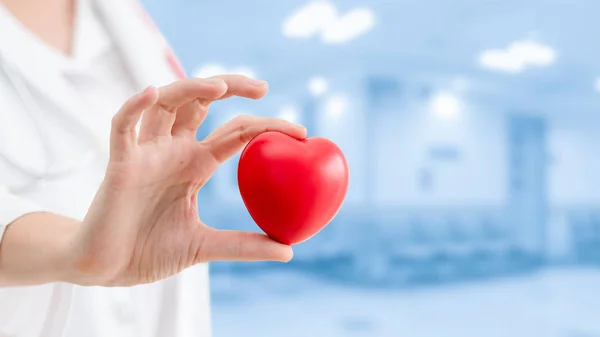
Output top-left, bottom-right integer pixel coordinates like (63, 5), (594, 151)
(1, 0), (76, 55)
(0, 0), (306, 287)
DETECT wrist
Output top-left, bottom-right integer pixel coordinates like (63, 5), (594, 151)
(63, 224), (126, 287)
(59, 235), (99, 286)
(51, 219), (99, 286)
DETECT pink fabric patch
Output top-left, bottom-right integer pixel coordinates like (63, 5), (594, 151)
(165, 49), (186, 79)
(133, 0), (187, 79)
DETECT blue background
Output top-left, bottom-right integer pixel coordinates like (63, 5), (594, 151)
(142, 1), (600, 336)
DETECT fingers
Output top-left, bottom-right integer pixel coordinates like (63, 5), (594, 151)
(110, 86), (158, 159)
(209, 74), (269, 101)
(171, 75), (269, 137)
(158, 77), (228, 107)
(200, 228), (293, 262)
(202, 115), (307, 163)
(113, 76), (273, 150)
(138, 78), (228, 142)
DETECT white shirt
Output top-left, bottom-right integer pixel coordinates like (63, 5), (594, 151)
(0, 1), (211, 336)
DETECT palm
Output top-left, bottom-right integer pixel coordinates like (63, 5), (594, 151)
(119, 137), (211, 284)
(74, 76), (306, 286)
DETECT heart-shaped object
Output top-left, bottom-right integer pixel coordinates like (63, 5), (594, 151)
(237, 131), (349, 245)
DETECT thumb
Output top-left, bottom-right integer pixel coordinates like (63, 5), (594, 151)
(199, 227), (294, 262)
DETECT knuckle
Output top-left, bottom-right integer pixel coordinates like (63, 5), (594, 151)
(232, 115), (256, 143)
(192, 229), (209, 264)
(237, 129), (253, 144)
(234, 240), (245, 259)
(203, 78), (228, 92)
(110, 115), (123, 132)
(203, 76), (228, 87)
(189, 100), (207, 124)
(159, 103), (178, 115)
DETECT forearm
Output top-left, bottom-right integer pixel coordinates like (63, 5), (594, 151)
(0, 212), (81, 287)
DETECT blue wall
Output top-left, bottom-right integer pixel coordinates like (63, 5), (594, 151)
(142, 1), (600, 336)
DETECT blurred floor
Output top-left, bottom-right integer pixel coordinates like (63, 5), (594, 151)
(211, 267), (600, 337)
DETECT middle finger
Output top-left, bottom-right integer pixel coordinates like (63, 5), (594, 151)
(171, 75), (270, 138)
(138, 78), (228, 142)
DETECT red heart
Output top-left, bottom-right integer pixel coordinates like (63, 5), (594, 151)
(237, 131), (349, 245)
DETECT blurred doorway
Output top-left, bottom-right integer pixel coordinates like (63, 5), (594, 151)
(507, 114), (548, 264)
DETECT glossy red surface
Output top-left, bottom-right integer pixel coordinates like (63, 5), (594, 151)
(237, 131), (349, 245)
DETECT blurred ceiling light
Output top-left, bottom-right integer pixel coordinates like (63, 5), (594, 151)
(193, 63), (226, 78)
(308, 77), (329, 96)
(282, 1), (337, 39)
(511, 41), (555, 65)
(478, 40), (556, 74)
(278, 105), (300, 124)
(230, 66), (256, 79)
(321, 8), (375, 44)
(193, 64), (257, 79)
(430, 92), (462, 120)
(594, 78), (600, 93)
(325, 94), (348, 120)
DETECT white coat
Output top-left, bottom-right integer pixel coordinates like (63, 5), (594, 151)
(0, 0), (212, 336)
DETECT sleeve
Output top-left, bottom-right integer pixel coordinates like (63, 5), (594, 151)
(0, 184), (47, 244)
(0, 185), (57, 336)
(0, 78), (49, 244)
(154, 265), (212, 337)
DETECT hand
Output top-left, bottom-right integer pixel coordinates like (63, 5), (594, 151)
(71, 76), (307, 286)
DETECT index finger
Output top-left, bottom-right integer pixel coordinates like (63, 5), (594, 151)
(159, 75), (269, 109)
(202, 115), (307, 164)
(170, 75), (270, 136)
(208, 74), (269, 101)
(157, 78), (228, 109)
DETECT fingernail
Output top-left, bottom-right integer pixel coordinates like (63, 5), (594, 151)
(295, 123), (307, 132)
(247, 78), (267, 86)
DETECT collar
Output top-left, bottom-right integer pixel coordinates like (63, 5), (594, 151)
(0, 0), (112, 75)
